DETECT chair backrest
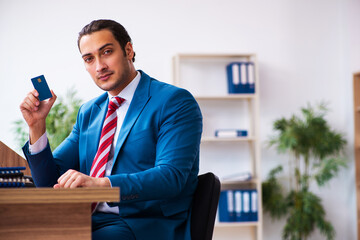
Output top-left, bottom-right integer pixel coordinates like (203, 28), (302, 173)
(191, 172), (221, 240)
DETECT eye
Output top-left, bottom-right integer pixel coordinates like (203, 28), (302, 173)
(103, 49), (113, 55)
(83, 56), (93, 63)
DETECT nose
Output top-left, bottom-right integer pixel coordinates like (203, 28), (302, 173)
(96, 58), (108, 72)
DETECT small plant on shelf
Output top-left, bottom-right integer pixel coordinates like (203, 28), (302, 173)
(262, 103), (347, 240)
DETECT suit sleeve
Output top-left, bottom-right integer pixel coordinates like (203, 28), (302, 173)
(22, 107), (82, 187)
(108, 88), (202, 203)
(22, 141), (60, 187)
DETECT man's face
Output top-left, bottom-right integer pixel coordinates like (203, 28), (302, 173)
(79, 29), (136, 96)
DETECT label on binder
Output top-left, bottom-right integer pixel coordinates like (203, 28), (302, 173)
(251, 191), (257, 212)
(227, 190), (234, 213)
(248, 63), (255, 84)
(240, 63), (247, 85)
(232, 64), (240, 85)
(235, 191), (242, 218)
(243, 191), (250, 213)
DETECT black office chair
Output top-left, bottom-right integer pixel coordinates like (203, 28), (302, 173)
(191, 172), (221, 240)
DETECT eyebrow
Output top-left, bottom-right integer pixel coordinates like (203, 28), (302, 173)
(81, 43), (114, 58)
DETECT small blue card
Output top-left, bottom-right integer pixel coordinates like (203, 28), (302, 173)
(31, 75), (52, 101)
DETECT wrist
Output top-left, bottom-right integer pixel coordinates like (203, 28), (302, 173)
(29, 121), (46, 144)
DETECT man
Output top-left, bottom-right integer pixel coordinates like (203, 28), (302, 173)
(20, 19), (202, 240)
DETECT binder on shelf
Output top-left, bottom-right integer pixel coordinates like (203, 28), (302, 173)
(218, 190), (236, 222)
(218, 188), (258, 223)
(226, 62), (255, 94)
(242, 190), (251, 221)
(215, 129), (248, 138)
(250, 189), (258, 221)
(239, 189), (258, 222)
(234, 190), (243, 221)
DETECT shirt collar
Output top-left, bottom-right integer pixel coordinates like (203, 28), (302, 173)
(108, 71), (141, 104)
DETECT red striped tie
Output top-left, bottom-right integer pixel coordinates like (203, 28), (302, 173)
(90, 96), (125, 178)
(90, 96), (124, 212)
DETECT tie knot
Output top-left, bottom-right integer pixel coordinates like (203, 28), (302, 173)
(108, 96), (125, 111)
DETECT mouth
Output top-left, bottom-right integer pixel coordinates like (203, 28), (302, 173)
(97, 72), (113, 81)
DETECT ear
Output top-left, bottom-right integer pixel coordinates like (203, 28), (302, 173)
(125, 42), (134, 60)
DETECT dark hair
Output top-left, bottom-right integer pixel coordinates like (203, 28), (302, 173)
(78, 19), (135, 62)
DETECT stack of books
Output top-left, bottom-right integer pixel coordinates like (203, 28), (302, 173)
(0, 167), (34, 188)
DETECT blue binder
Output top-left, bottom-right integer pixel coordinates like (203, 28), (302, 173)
(215, 129), (248, 138)
(242, 190), (251, 221)
(219, 189), (258, 222)
(226, 62), (255, 94)
(218, 190), (236, 222)
(234, 190), (243, 222)
(250, 189), (258, 221)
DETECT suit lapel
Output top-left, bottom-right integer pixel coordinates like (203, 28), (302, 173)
(86, 93), (108, 174)
(112, 71), (152, 165)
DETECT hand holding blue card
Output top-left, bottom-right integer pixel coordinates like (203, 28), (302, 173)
(31, 75), (53, 101)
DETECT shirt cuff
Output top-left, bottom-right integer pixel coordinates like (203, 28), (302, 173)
(29, 132), (48, 155)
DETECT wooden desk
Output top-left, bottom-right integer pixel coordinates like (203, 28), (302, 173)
(0, 187), (120, 240)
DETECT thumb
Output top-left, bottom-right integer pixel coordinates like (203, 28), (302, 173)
(42, 90), (57, 109)
(48, 90), (57, 105)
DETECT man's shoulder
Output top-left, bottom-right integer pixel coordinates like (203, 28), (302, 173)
(146, 75), (193, 100)
(78, 92), (108, 113)
(139, 70), (181, 92)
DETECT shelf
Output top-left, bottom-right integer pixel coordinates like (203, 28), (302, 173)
(221, 178), (260, 185)
(353, 71), (360, 240)
(173, 53), (262, 240)
(215, 221), (259, 228)
(201, 137), (255, 142)
(195, 95), (256, 100)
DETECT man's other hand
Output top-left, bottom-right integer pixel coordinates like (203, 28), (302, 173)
(53, 169), (111, 188)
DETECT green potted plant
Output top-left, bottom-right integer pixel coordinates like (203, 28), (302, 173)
(262, 103), (347, 240)
(13, 89), (82, 151)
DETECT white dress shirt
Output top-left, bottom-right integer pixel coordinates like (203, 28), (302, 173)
(29, 71), (141, 214)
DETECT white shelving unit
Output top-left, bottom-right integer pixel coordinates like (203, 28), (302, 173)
(173, 53), (262, 240)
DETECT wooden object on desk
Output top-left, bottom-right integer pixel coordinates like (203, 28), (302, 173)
(0, 140), (31, 176)
(353, 71), (360, 240)
(0, 187), (120, 240)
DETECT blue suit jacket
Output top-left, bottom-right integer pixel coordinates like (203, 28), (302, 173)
(23, 71), (203, 240)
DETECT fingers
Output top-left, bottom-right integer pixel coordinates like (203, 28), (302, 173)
(54, 170), (109, 189)
(20, 90), (40, 112)
(56, 169), (81, 188)
(55, 169), (94, 189)
(38, 89), (57, 112)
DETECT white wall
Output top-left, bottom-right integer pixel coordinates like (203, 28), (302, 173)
(0, 0), (359, 239)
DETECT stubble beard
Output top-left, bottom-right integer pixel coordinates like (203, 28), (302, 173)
(96, 69), (132, 94)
